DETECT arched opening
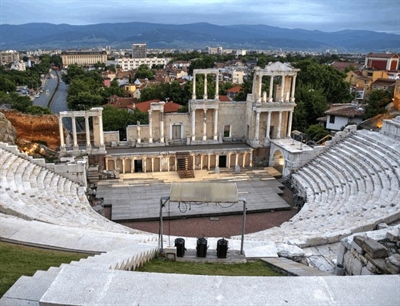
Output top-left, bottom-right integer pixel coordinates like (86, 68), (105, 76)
(272, 149), (285, 174)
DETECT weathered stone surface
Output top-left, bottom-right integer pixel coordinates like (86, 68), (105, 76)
(366, 261), (379, 274)
(376, 223), (388, 230)
(365, 254), (388, 274)
(354, 236), (388, 259)
(361, 266), (374, 275)
(351, 240), (364, 254)
(344, 251), (363, 275)
(0, 112), (17, 144)
(276, 243), (304, 261)
(385, 254), (400, 274)
(386, 228), (400, 242)
(337, 243), (347, 265)
(386, 254), (400, 268)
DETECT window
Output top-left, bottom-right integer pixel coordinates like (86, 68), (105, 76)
(329, 115), (336, 124)
(224, 125), (231, 137)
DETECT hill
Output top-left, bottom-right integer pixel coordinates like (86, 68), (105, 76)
(0, 22), (398, 52)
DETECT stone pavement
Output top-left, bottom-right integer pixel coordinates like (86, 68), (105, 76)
(97, 168), (291, 221)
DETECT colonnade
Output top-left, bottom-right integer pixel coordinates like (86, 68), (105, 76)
(191, 108), (219, 141)
(105, 150), (253, 174)
(59, 108), (105, 153)
(254, 109), (294, 141)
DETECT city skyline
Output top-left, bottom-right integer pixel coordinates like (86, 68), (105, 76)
(1, 0), (399, 35)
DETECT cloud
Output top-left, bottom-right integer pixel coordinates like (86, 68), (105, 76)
(0, 0), (399, 34)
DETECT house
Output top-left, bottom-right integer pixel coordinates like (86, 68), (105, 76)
(365, 53), (399, 70)
(226, 85), (242, 99)
(105, 96), (137, 112)
(324, 104), (365, 131)
(371, 78), (396, 91)
(331, 61), (362, 72)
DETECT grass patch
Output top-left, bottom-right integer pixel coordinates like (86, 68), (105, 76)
(137, 257), (284, 277)
(0, 242), (89, 297)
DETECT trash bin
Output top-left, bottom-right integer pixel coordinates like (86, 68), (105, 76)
(196, 237), (207, 257)
(217, 238), (228, 258)
(174, 238), (186, 257)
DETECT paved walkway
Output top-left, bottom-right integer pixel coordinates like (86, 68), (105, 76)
(261, 257), (334, 276)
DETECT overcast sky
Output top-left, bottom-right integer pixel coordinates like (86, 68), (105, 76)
(1, 0), (399, 35)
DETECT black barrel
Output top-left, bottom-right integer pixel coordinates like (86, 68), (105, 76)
(196, 237), (207, 257)
(217, 238), (228, 258)
(174, 238), (186, 257)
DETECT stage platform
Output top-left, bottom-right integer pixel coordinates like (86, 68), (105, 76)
(96, 168), (291, 221)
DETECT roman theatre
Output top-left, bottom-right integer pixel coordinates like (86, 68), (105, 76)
(0, 63), (399, 305)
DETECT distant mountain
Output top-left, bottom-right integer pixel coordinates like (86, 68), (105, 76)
(0, 22), (398, 52)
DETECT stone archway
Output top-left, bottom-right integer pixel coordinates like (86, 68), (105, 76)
(272, 149), (285, 174)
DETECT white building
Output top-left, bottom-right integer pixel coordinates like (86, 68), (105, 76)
(325, 104), (365, 131)
(116, 57), (170, 71)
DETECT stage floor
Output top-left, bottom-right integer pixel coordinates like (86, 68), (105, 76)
(96, 168), (291, 221)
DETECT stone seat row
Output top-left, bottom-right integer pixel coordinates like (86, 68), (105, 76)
(0, 149), (135, 233)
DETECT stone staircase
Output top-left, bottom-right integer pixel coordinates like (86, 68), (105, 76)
(176, 152), (195, 179)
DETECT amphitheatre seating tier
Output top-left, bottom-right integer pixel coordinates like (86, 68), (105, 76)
(0, 146), (137, 234)
(234, 130), (400, 247)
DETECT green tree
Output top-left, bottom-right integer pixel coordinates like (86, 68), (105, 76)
(134, 65), (154, 80)
(9, 94), (32, 112)
(304, 124), (330, 142)
(102, 106), (148, 139)
(364, 89), (393, 119)
(26, 105), (52, 115)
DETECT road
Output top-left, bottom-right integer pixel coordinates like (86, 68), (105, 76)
(33, 69), (75, 132)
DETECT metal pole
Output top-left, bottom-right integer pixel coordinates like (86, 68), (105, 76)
(159, 197), (164, 253)
(240, 198), (246, 255)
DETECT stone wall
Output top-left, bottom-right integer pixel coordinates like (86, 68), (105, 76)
(337, 225), (400, 275)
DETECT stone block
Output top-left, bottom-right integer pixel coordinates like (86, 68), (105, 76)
(351, 241), (364, 255)
(376, 223), (388, 230)
(385, 257), (400, 274)
(336, 243), (347, 266)
(366, 261), (379, 274)
(386, 254), (400, 268)
(365, 254), (388, 274)
(386, 228), (400, 242)
(361, 267), (374, 275)
(276, 243), (304, 261)
(344, 251), (363, 275)
(354, 236), (388, 259)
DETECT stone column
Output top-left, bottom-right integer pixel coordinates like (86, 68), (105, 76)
(151, 157), (154, 172)
(131, 158), (135, 173)
(235, 153), (239, 167)
(105, 157), (109, 170)
(207, 154), (211, 171)
(249, 151), (253, 167)
(215, 72), (219, 100)
(143, 158), (147, 173)
(277, 111), (282, 139)
(122, 159), (126, 174)
(85, 115), (91, 149)
(98, 113), (104, 147)
(59, 116), (65, 150)
(137, 122), (141, 144)
(227, 153), (231, 169)
(255, 111), (260, 141)
(216, 154), (219, 167)
(291, 75), (297, 102)
(174, 157), (177, 171)
(72, 116), (78, 150)
(148, 110), (153, 143)
(269, 76), (274, 102)
(191, 109), (196, 141)
(263, 91), (267, 103)
(287, 111), (293, 137)
(192, 73), (196, 100)
(280, 75), (285, 102)
(160, 112), (164, 143)
(213, 109), (218, 141)
(167, 156), (170, 172)
(193, 155), (196, 170)
(204, 73), (208, 100)
(200, 154), (203, 170)
(242, 152), (246, 168)
(203, 109), (207, 141)
(266, 111), (272, 139)
(258, 75), (262, 102)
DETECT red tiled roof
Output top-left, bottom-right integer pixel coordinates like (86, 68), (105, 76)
(367, 53), (399, 59)
(134, 100), (181, 113)
(226, 85), (242, 93)
(105, 96), (137, 109)
(372, 78), (396, 85)
(219, 95), (231, 102)
(325, 104), (364, 118)
(331, 62), (362, 72)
